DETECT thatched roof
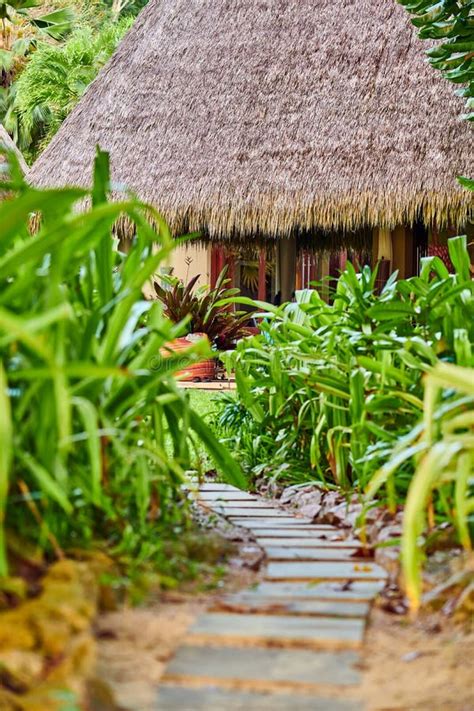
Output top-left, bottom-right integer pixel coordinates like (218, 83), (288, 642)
(0, 125), (28, 178)
(29, 0), (473, 242)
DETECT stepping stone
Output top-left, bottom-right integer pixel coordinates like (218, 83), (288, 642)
(188, 613), (365, 650)
(256, 537), (361, 548)
(155, 685), (362, 710)
(230, 518), (314, 528)
(248, 580), (384, 601)
(224, 508), (297, 517)
(163, 644), (361, 687)
(252, 526), (337, 536)
(202, 501), (278, 511)
(266, 561), (387, 582)
(198, 483), (242, 491)
(214, 594), (370, 618)
(264, 547), (369, 562)
(196, 491), (258, 501)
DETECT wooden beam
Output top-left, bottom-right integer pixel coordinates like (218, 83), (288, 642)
(279, 237), (297, 302)
(258, 248), (266, 301)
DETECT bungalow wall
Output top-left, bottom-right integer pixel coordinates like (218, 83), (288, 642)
(165, 222), (467, 299)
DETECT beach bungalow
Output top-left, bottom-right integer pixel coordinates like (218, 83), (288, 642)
(28, 0), (473, 300)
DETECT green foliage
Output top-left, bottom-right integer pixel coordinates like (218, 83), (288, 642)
(0, 0), (74, 155)
(0, 0), (74, 60)
(219, 238), (474, 594)
(0, 148), (245, 577)
(400, 362), (474, 611)
(5, 19), (131, 159)
(221, 247), (473, 484)
(105, 0), (149, 21)
(398, 0), (474, 120)
(0, 0), (146, 158)
(154, 266), (255, 350)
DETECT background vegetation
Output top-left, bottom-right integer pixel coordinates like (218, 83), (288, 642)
(0, 0), (471, 618)
(0, 148), (244, 584)
(0, 0), (143, 161)
(217, 238), (474, 608)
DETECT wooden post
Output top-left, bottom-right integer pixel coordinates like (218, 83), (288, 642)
(339, 249), (348, 273)
(373, 227), (393, 291)
(278, 236), (297, 302)
(226, 251), (235, 287)
(391, 226), (410, 279)
(376, 228), (393, 264)
(210, 246), (226, 287)
(258, 247), (266, 301)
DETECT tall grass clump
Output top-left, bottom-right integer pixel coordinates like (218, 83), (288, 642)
(218, 238), (473, 607)
(0, 148), (245, 579)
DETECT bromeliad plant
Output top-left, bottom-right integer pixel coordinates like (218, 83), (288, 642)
(0, 148), (245, 578)
(154, 265), (255, 350)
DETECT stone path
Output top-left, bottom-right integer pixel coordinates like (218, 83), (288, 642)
(156, 482), (387, 710)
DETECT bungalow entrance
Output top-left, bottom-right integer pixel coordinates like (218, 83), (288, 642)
(206, 223), (436, 300)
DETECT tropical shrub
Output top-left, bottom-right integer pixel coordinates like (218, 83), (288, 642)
(0, 0), (74, 73)
(154, 265), (255, 350)
(0, 0), (75, 155)
(0, 148), (244, 578)
(218, 237), (473, 561)
(7, 19), (131, 159)
(399, 362), (474, 611)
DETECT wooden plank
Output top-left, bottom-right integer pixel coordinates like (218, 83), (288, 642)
(188, 613), (365, 650)
(251, 526), (337, 535)
(229, 518), (314, 528)
(177, 381), (237, 390)
(246, 580), (384, 601)
(264, 547), (368, 562)
(202, 500), (279, 511)
(155, 686), (362, 710)
(266, 561), (387, 582)
(197, 483), (242, 491)
(196, 491), (259, 502)
(164, 645), (361, 687)
(256, 537), (361, 548)
(214, 595), (370, 619)
(224, 508), (298, 517)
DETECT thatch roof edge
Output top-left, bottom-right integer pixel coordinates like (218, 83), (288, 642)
(114, 187), (473, 241)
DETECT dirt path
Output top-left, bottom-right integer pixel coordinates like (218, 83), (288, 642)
(94, 482), (473, 710)
(151, 481), (387, 710)
(360, 607), (474, 711)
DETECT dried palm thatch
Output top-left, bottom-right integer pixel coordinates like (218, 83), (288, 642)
(0, 124), (28, 179)
(28, 0), (473, 244)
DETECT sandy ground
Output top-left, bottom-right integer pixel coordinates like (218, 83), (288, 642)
(95, 598), (207, 711)
(94, 522), (263, 711)
(92, 511), (473, 711)
(96, 598), (473, 711)
(360, 607), (474, 711)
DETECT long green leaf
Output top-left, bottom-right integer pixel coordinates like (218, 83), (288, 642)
(0, 363), (12, 576)
(188, 410), (247, 489)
